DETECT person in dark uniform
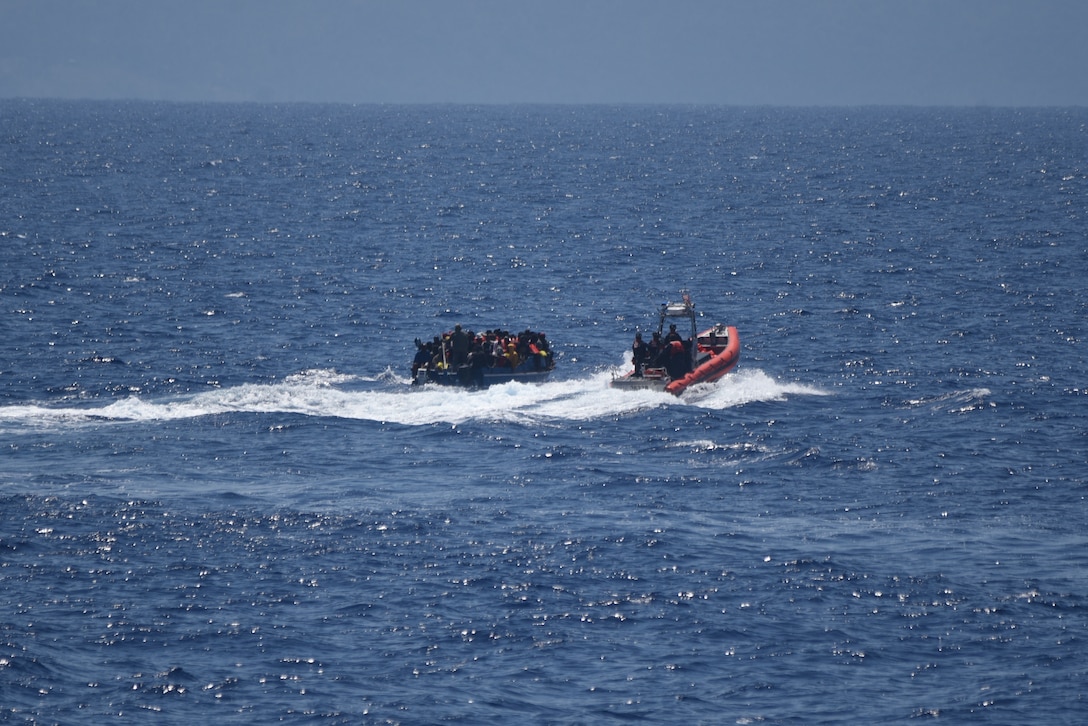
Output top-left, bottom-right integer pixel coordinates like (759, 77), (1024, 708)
(631, 332), (650, 377)
(648, 331), (664, 368)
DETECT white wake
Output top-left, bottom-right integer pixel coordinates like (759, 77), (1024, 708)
(0, 367), (827, 430)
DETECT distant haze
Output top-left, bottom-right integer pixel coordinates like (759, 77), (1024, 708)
(2, 0), (1086, 106)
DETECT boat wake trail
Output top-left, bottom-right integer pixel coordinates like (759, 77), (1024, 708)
(0, 368), (827, 430)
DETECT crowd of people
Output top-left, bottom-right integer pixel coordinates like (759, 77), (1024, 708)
(412, 325), (554, 380)
(631, 323), (693, 379)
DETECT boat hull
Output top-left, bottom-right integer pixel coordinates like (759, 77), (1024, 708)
(415, 365), (552, 388)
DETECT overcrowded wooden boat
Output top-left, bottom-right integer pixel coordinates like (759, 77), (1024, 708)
(412, 325), (555, 388)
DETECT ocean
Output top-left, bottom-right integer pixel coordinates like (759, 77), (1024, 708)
(1, 100), (1085, 723)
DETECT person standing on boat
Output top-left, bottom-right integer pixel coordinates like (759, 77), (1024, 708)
(632, 332), (650, 377)
(664, 323), (682, 344)
(450, 324), (471, 366)
(648, 331), (665, 368)
(487, 332), (504, 365)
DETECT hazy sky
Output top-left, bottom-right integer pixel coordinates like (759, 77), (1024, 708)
(2, 0), (1086, 106)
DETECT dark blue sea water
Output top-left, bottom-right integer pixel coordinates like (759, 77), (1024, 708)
(1, 100), (1086, 723)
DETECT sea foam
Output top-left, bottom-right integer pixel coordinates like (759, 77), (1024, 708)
(0, 367), (827, 430)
